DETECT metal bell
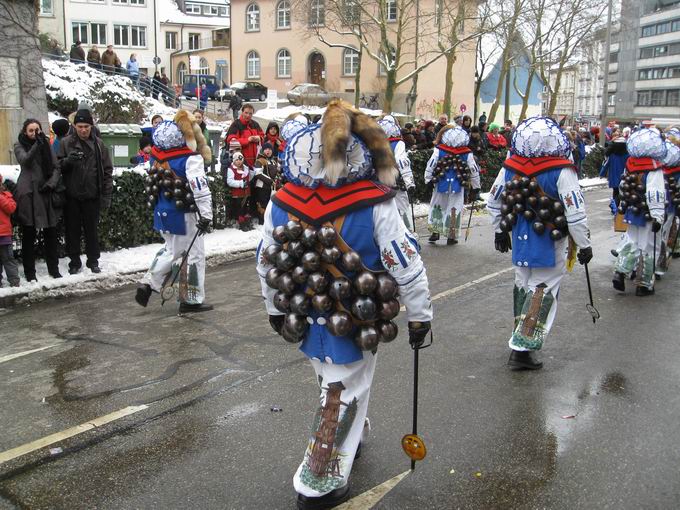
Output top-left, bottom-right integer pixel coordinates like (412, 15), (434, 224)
(284, 220), (303, 240)
(151, 184), (159, 194)
(301, 251), (321, 272)
(163, 169), (173, 178)
(162, 178), (173, 188)
(378, 298), (400, 320)
(307, 272), (329, 293)
(321, 246), (342, 264)
(354, 272), (378, 296)
(163, 190), (172, 199)
(275, 251), (297, 272)
(174, 179), (183, 188)
(520, 176), (531, 188)
(537, 208), (551, 221)
(505, 180), (515, 190)
(174, 188), (184, 198)
(499, 219), (511, 233)
(513, 203), (524, 214)
(189, 204), (198, 212)
(532, 221), (546, 235)
(277, 273), (296, 294)
(377, 320), (399, 343)
(328, 277), (352, 301)
(281, 326), (303, 344)
(354, 326), (380, 351)
(272, 225), (288, 244)
(554, 215), (567, 229)
(146, 201), (154, 209)
(538, 196), (551, 208)
(265, 267), (282, 289)
(311, 294), (334, 313)
(500, 204), (511, 215)
(285, 313), (309, 336)
(552, 202), (565, 215)
(549, 229), (564, 241)
(148, 194), (156, 204)
(317, 226), (337, 247)
(505, 194), (516, 207)
(375, 273), (398, 301)
(506, 212), (517, 225)
(273, 291), (291, 313)
(523, 209), (535, 221)
(185, 192), (194, 203)
(351, 296), (377, 321)
(289, 293), (311, 315)
(528, 181), (539, 193)
(175, 200), (185, 209)
(291, 266), (308, 284)
(527, 196), (538, 208)
(286, 240), (305, 259)
(300, 227), (318, 248)
(513, 193), (523, 203)
(326, 311), (354, 337)
(341, 251), (363, 272)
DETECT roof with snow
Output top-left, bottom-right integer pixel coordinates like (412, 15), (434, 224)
(158, 0), (230, 27)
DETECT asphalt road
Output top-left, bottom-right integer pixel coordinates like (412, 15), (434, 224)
(1, 187), (679, 510)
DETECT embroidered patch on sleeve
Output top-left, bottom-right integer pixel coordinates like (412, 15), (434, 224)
(381, 247), (398, 271)
(561, 189), (584, 211)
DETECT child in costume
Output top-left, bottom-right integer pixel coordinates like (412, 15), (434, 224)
(256, 102), (432, 509)
(655, 136), (680, 274)
(252, 142), (281, 225)
(226, 151), (253, 230)
(487, 116), (592, 370)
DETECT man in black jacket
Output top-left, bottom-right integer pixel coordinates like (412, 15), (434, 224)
(56, 109), (113, 274)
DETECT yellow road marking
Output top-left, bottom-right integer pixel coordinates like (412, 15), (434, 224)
(336, 470), (411, 509)
(0, 405), (149, 465)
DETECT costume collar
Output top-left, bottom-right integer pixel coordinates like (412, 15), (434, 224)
(389, 137), (402, 143)
(664, 165), (680, 175)
(503, 154), (575, 176)
(626, 157), (662, 173)
(437, 144), (471, 155)
(151, 146), (196, 162)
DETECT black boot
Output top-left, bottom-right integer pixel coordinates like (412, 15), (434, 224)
(297, 484), (350, 510)
(25, 272), (37, 282)
(612, 271), (625, 292)
(446, 238), (458, 245)
(135, 284), (152, 307)
(610, 249), (619, 257)
(48, 265), (63, 279)
(508, 350), (543, 370)
(635, 286), (655, 297)
(428, 233), (439, 244)
(178, 302), (214, 314)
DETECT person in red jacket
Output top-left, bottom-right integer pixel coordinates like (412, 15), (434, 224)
(0, 175), (20, 287)
(226, 103), (264, 167)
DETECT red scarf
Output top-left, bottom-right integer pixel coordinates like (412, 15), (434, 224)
(503, 154), (575, 177)
(151, 146), (196, 163)
(437, 144), (472, 155)
(664, 165), (680, 176)
(626, 157), (662, 173)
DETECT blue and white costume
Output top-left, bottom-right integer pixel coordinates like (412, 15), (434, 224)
(487, 117), (590, 352)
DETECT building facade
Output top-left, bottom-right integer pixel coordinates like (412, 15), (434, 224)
(610, 0), (680, 125)
(229, 0), (477, 116)
(39, 0), (66, 46)
(543, 65), (578, 123)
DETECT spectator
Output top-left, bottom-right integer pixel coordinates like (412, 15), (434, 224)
(46, 39), (66, 61)
(401, 122), (416, 149)
(478, 111), (487, 124)
(101, 45), (121, 75)
(56, 109), (113, 275)
(126, 54), (140, 87)
(468, 125), (484, 156)
(462, 115), (472, 133)
(422, 120), (436, 147)
(503, 119), (514, 146)
(264, 122), (284, 158)
(434, 114), (449, 136)
(487, 123), (507, 149)
(252, 143), (281, 224)
(199, 83), (209, 111)
(226, 103), (264, 168)
(193, 109), (211, 157)
(229, 93), (243, 121)
(152, 71), (163, 100)
(51, 118), (70, 153)
(225, 151), (253, 231)
(220, 137), (242, 170)
(413, 120), (429, 149)
(160, 73), (170, 103)
(151, 114), (163, 129)
(87, 45), (101, 70)
(453, 116), (463, 126)
(13, 119), (63, 281)
(0, 174), (20, 287)
(173, 83), (182, 107)
(69, 41), (85, 63)
(130, 136), (152, 165)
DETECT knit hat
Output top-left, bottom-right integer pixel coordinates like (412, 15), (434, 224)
(228, 138), (242, 152)
(153, 120), (185, 150)
(52, 118), (70, 137)
(262, 142), (274, 151)
(232, 151), (245, 161)
(626, 128), (667, 160)
(139, 136), (153, 150)
(511, 116), (571, 158)
(73, 109), (94, 125)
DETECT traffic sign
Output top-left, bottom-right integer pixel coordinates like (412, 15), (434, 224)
(460, 103), (467, 113)
(152, 56), (161, 65)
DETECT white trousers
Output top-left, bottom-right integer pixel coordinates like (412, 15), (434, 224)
(141, 216), (206, 304)
(614, 223), (656, 289)
(510, 239), (567, 352)
(394, 190), (413, 232)
(293, 353), (377, 497)
(428, 190), (463, 238)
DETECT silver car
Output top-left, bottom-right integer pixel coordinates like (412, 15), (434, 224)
(287, 83), (331, 106)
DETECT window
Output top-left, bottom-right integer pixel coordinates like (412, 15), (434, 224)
(386, 0), (397, 21)
(378, 46), (396, 76)
(276, 48), (291, 77)
(72, 22), (88, 44)
(205, 5), (219, 15)
(343, 48), (359, 76)
(667, 89), (679, 106)
(131, 26), (146, 47)
(639, 69), (650, 80)
(670, 43), (680, 55)
(219, 6), (228, 16)
(130, 0), (146, 4)
(607, 93), (615, 106)
(673, 20), (680, 32)
(651, 90), (665, 106)
(309, 0), (325, 26)
(114, 25), (129, 46)
(185, 3), (201, 14)
(641, 25), (656, 37)
(671, 67), (680, 78)
(198, 57), (210, 75)
(657, 22), (671, 34)
(177, 62), (187, 84)
(188, 33), (200, 50)
(39, 0), (53, 15)
(343, 0), (359, 25)
(277, 1), (291, 29)
(113, 0), (128, 3)
(637, 91), (650, 106)
(246, 4), (260, 31)
(90, 23), (106, 45)
(247, 50), (260, 78)
(165, 31), (177, 50)
(655, 45), (668, 57)
(609, 52), (618, 63)
(640, 47), (654, 59)
(653, 68), (668, 79)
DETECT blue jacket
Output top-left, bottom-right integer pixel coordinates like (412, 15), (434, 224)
(152, 154), (191, 235)
(126, 59), (139, 76)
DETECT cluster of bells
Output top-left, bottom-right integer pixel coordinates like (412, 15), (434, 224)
(618, 173), (652, 219)
(263, 220), (400, 351)
(145, 166), (197, 212)
(431, 154), (471, 187)
(666, 174), (680, 216)
(498, 176), (569, 241)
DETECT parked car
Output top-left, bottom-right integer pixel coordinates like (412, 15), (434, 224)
(222, 81), (268, 101)
(181, 74), (220, 99)
(287, 83), (331, 106)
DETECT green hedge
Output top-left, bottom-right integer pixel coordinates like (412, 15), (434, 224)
(582, 145), (605, 178)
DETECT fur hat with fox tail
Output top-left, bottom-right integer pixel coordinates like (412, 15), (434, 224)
(173, 109), (212, 164)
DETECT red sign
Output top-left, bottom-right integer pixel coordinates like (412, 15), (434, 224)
(460, 104), (467, 113)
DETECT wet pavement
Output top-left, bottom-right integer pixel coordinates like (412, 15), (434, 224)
(1, 187), (679, 509)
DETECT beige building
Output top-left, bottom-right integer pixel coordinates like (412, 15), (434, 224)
(229, 0), (477, 116)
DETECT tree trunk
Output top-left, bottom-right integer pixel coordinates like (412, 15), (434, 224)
(548, 65), (564, 116)
(383, 69), (397, 113)
(488, 58), (510, 123)
(354, 47), (363, 108)
(442, 51), (456, 118)
(519, 69), (535, 121)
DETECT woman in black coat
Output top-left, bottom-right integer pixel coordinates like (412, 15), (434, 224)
(13, 119), (63, 281)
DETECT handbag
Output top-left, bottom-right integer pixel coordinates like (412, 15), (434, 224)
(50, 176), (67, 210)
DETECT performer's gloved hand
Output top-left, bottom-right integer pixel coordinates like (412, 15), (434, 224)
(408, 321), (431, 349)
(269, 314), (285, 335)
(577, 246), (593, 265)
(407, 186), (417, 204)
(494, 231), (511, 253)
(197, 217), (212, 235)
(652, 220), (662, 233)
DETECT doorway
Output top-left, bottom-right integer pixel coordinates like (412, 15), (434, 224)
(308, 52), (325, 86)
